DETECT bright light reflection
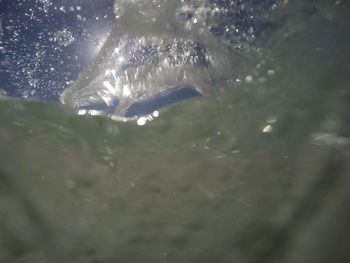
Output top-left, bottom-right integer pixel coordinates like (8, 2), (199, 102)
(83, 29), (110, 60)
(137, 117), (147, 126)
(78, 109), (87, 115)
(136, 113), (158, 126)
(122, 84), (131, 97)
(262, 125), (273, 133)
(89, 110), (101, 116)
(153, 111), (159, 117)
(118, 56), (125, 63)
(102, 81), (115, 94)
(101, 95), (114, 106)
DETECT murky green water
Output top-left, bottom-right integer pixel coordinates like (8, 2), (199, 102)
(1, 1), (350, 263)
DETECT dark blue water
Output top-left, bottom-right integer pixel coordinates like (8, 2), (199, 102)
(125, 86), (201, 118)
(0, 0), (116, 100)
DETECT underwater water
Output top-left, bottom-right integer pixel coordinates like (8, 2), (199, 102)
(1, 0), (350, 262)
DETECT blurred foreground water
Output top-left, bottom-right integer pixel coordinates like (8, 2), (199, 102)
(1, 1), (350, 263)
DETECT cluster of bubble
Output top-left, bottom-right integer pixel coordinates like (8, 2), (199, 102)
(0, 0), (116, 100)
(114, 0), (278, 45)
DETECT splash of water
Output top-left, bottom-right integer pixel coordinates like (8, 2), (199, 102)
(61, 0), (278, 121)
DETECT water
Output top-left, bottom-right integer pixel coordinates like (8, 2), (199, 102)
(1, 1), (350, 263)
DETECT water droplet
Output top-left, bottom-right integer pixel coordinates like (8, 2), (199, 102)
(266, 116), (278, 124)
(137, 117), (147, 126)
(267, 69), (275, 76)
(262, 125), (273, 133)
(245, 75), (253, 83)
(153, 111), (159, 117)
(65, 179), (75, 189)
